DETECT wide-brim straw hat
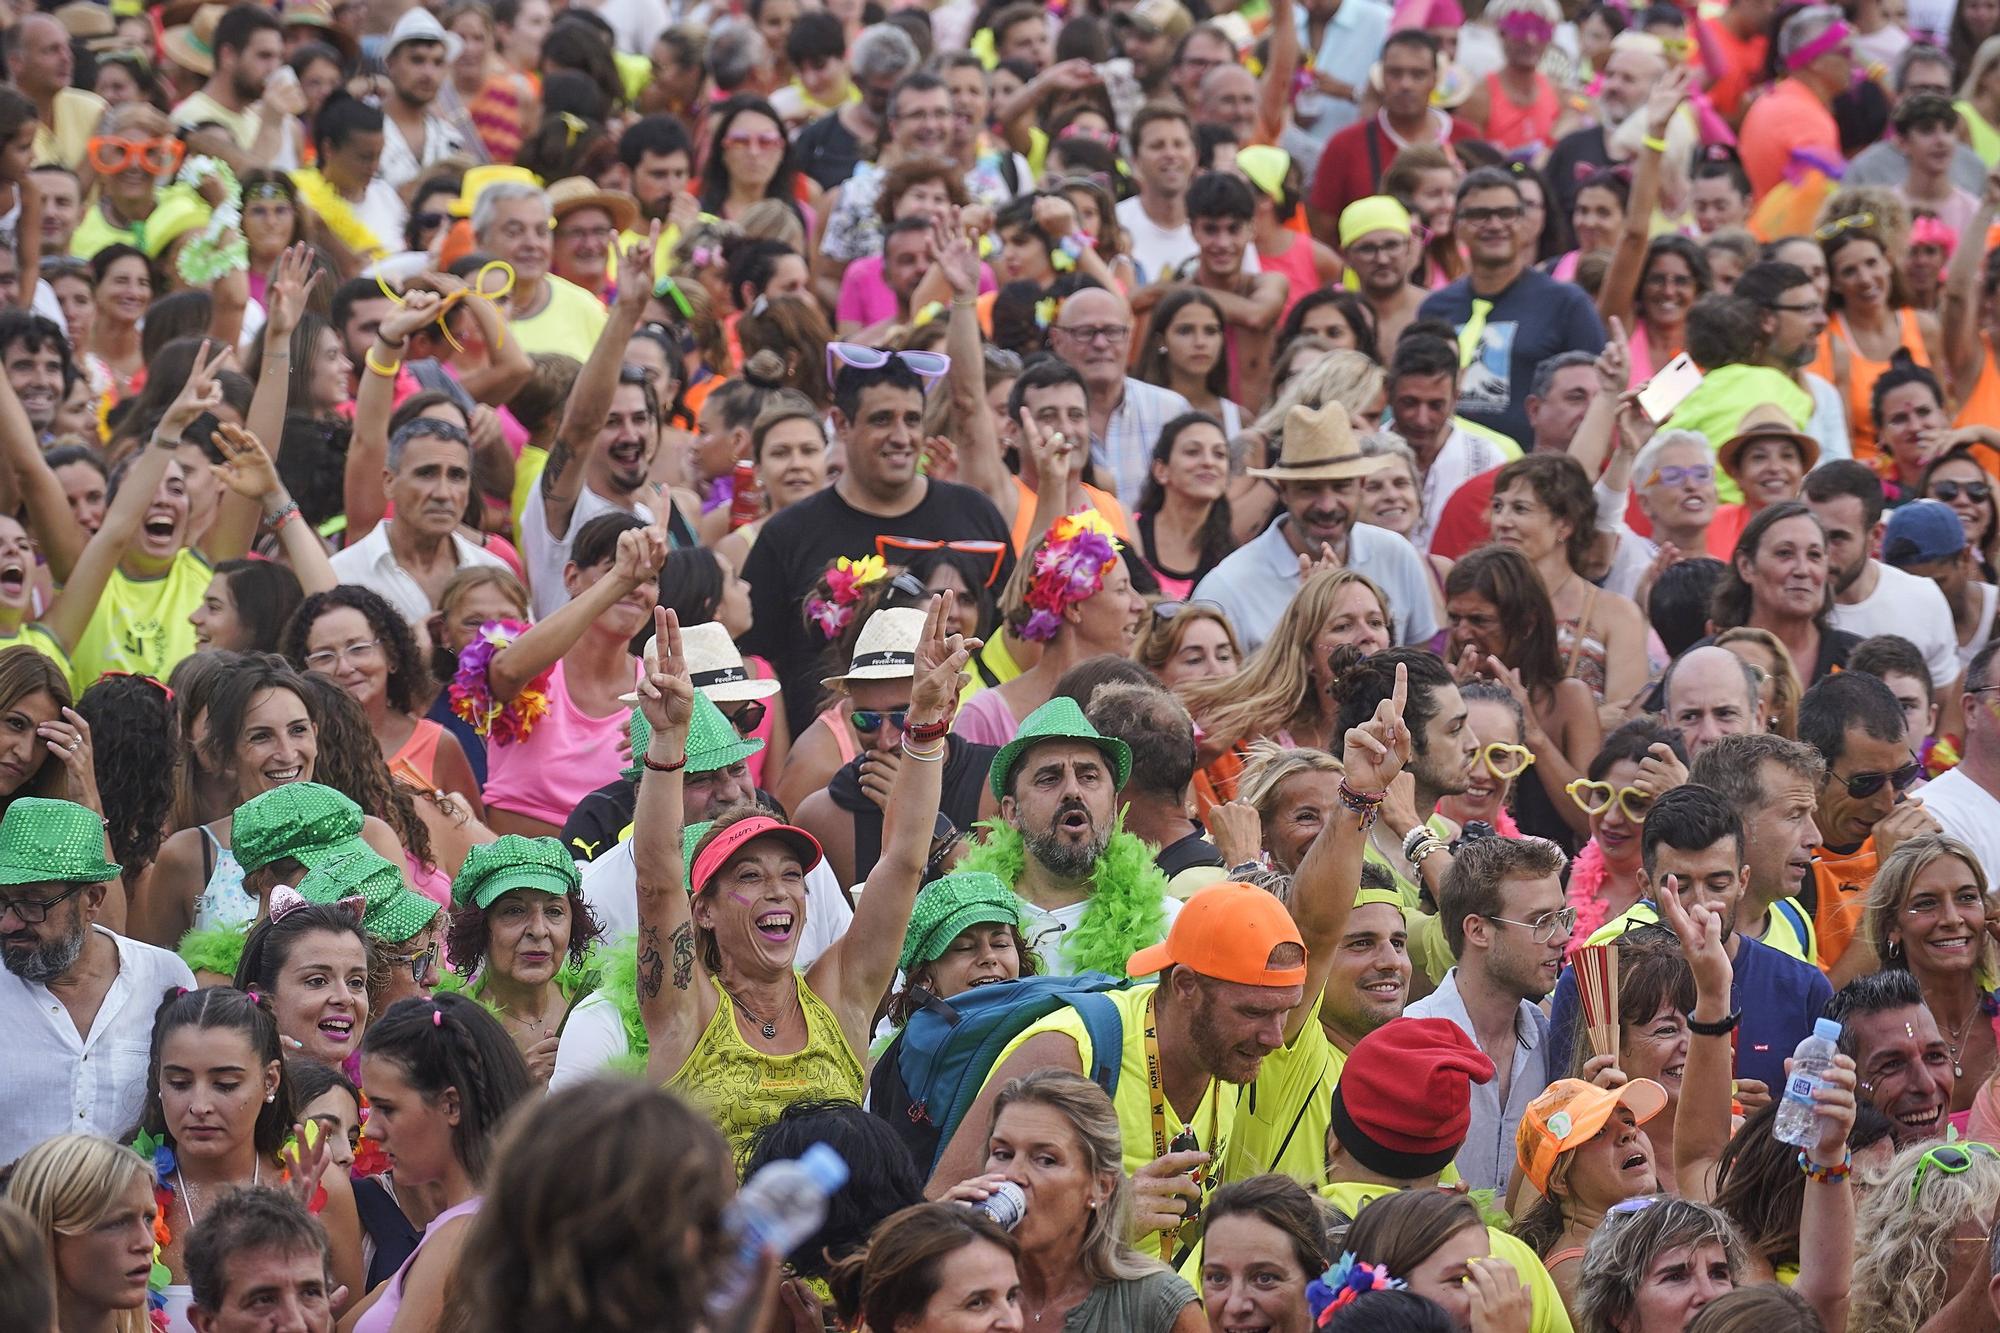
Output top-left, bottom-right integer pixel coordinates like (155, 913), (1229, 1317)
(546, 176), (641, 235)
(1716, 402), (1820, 480)
(161, 3), (225, 77)
(1247, 400), (1394, 482)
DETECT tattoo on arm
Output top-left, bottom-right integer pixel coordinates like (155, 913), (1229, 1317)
(637, 924), (665, 1001)
(670, 922), (694, 991)
(539, 435), (574, 498)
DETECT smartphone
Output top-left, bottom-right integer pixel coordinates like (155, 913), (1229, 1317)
(181, 411), (224, 463)
(1637, 352), (1703, 423)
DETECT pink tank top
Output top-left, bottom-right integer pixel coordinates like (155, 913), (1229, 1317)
(350, 1195), (482, 1333)
(481, 658), (640, 826)
(743, 655), (778, 788)
(816, 704), (860, 765)
(1259, 233), (1323, 323)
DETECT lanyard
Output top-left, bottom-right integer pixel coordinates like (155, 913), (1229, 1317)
(1144, 990), (1217, 1260)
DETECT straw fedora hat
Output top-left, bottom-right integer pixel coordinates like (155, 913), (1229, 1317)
(162, 4), (226, 77)
(1248, 401), (1393, 482)
(546, 176), (640, 235)
(1716, 402), (1820, 480)
(54, 3), (121, 52)
(280, 0), (360, 65)
(619, 621), (781, 706)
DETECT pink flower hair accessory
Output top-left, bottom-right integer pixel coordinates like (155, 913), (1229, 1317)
(1019, 511), (1120, 643)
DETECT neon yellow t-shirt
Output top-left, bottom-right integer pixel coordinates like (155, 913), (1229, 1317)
(510, 275), (609, 357)
(0, 623), (76, 694)
(1320, 1182), (1575, 1333)
(511, 445), (549, 543)
(69, 186), (213, 261)
(1587, 895), (1818, 965)
(70, 548), (211, 685)
(1220, 996), (1347, 1188)
(32, 88), (105, 172)
(1362, 814), (1455, 983)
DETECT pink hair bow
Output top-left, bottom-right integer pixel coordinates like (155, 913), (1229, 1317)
(269, 885), (364, 925)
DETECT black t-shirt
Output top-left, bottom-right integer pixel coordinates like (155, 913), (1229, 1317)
(1546, 125), (1612, 219)
(793, 112), (864, 192)
(739, 478), (1015, 735)
(562, 778), (636, 862)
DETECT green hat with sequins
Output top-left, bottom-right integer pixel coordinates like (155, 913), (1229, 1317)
(0, 798), (121, 885)
(898, 872), (1021, 975)
(298, 849), (439, 944)
(231, 783), (368, 875)
(621, 692), (764, 783)
(452, 834), (581, 910)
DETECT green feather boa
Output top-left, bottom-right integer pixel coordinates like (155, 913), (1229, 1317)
(960, 816), (1170, 979)
(434, 951), (649, 1072)
(179, 925), (247, 980)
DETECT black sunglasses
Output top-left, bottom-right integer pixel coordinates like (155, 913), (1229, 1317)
(1933, 480), (1992, 504)
(721, 699), (767, 734)
(1831, 758), (1923, 799)
(412, 210), (448, 232)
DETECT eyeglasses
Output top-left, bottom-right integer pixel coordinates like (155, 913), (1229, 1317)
(87, 134), (185, 176)
(1910, 1142), (2000, 1206)
(1484, 905), (1578, 944)
(721, 700), (767, 735)
(850, 708), (910, 735)
(1459, 205), (1525, 225)
(1829, 757), (1922, 799)
(874, 535), (1007, 587)
(385, 940), (439, 985)
(884, 571), (932, 602)
(825, 342), (951, 392)
(556, 224), (616, 244)
(303, 639), (383, 672)
(723, 130), (785, 152)
(1765, 300), (1823, 315)
(1051, 323), (1131, 345)
(1346, 239), (1405, 261)
(1479, 742), (1535, 781)
(0, 882), (88, 925)
(1567, 779), (1655, 822)
(1933, 480), (1992, 503)
(1646, 464), (1714, 488)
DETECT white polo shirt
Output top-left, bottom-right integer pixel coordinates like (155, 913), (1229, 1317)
(328, 520), (509, 625)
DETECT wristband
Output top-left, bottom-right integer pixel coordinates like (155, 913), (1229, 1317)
(1337, 780), (1384, 830)
(1402, 823), (1437, 861)
(902, 737), (946, 761)
(377, 336), (406, 350)
(1227, 859), (1265, 879)
(1411, 837), (1450, 872)
(1797, 1149), (1851, 1182)
(905, 718), (950, 744)
(1685, 1008), (1741, 1036)
(364, 348), (402, 378)
(641, 751), (687, 773)
(266, 499), (301, 530)
(1642, 134), (1667, 153)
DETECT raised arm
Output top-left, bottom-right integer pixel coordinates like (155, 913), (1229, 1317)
(1598, 70), (1687, 327)
(630, 607), (715, 1082)
(485, 522), (666, 703)
(43, 342), (229, 653)
(1565, 321), (1630, 479)
(1260, 0), (1301, 149)
(1945, 167), (2000, 395)
(935, 211), (1009, 512)
(1286, 661), (1412, 1043)
(1792, 1051), (1857, 1333)
(1659, 875), (1734, 1200)
(0, 348), (74, 581)
(210, 421), (339, 594)
(205, 245), (317, 563)
(542, 223), (659, 540)
(415, 270), (533, 406)
(345, 288), (448, 543)
(812, 594), (976, 1051)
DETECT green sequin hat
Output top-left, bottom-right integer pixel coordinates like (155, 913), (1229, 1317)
(986, 696), (1133, 800)
(620, 691), (764, 783)
(297, 849), (439, 944)
(0, 798), (121, 886)
(452, 834), (581, 910)
(897, 872), (1022, 975)
(231, 782), (368, 875)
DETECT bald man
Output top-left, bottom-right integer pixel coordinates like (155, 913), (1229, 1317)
(10, 15), (103, 171)
(1044, 286), (1191, 510)
(1664, 645), (1764, 758)
(1197, 63), (1261, 144)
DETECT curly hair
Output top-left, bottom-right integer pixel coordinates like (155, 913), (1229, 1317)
(445, 887), (605, 979)
(76, 672), (179, 875)
(293, 673), (435, 870)
(282, 585), (429, 717)
(1851, 1140), (2000, 1333)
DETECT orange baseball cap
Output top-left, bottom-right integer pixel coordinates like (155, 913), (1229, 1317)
(1126, 883), (1308, 988)
(1515, 1077), (1668, 1197)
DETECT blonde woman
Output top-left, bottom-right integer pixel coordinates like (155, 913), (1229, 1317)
(1715, 626), (1802, 738)
(1869, 834), (1997, 1120)
(1231, 350), (1388, 543)
(4, 1134), (157, 1333)
(1131, 601), (1240, 689)
(1356, 432), (1453, 624)
(1850, 1139), (2000, 1333)
(1179, 568), (1392, 800)
(1235, 741), (1345, 875)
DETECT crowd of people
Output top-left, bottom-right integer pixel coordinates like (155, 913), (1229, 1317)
(9, 0), (2000, 1328)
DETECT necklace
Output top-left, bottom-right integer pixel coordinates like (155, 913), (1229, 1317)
(175, 1159), (260, 1230)
(723, 984), (784, 1041)
(1941, 993), (1987, 1078)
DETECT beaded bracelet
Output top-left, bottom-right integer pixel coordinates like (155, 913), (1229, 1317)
(905, 718), (950, 744)
(642, 752), (687, 773)
(267, 499), (302, 530)
(1411, 837), (1450, 872)
(1337, 781), (1385, 830)
(1797, 1149), (1851, 1183)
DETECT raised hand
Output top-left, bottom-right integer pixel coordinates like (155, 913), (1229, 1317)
(1645, 64), (1690, 140)
(921, 434), (959, 482)
(1342, 660), (1411, 792)
(279, 1119), (333, 1207)
(1657, 873), (1730, 999)
(1017, 405), (1076, 484)
(1031, 193), (1079, 239)
(264, 243), (320, 338)
(931, 206), (980, 298)
(211, 421), (283, 501)
(40, 707), (97, 810)
(1632, 740), (1687, 800)
(637, 605), (695, 737)
(378, 287), (445, 345)
(1807, 1054), (1858, 1167)
(611, 523), (670, 587)
(1205, 799), (1264, 868)
(1294, 541), (1343, 580)
(1597, 317), (1631, 395)
(158, 340), (230, 439)
(617, 220), (663, 311)
(909, 592), (978, 724)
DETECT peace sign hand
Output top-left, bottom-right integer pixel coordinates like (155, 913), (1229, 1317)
(1342, 660), (1411, 792)
(158, 340), (231, 439)
(909, 592), (979, 725)
(637, 605), (695, 739)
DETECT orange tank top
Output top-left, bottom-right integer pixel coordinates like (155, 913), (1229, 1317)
(1482, 71), (1561, 153)
(1953, 340), (2000, 477)
(1808, 308), (1929, 463)
(390, 719), (445, 790)
(1007, 475), (1134, 556)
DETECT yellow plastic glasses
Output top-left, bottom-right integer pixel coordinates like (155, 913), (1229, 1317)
(1566, 779), (1654, 822)
(1479, 742), (1535, 781)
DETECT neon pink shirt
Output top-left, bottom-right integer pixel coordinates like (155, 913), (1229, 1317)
(481, 658), (639, 827)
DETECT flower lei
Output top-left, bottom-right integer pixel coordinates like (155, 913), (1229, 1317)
(290, 167), (387, 263)
(1923, 732), (1962, 778)
(1566, 838), (1637, 955)
(174, 155), (247, 287)
(1020, 511), (1119, 642)
(1306, 1253), (1405, 1323)
(804, 555), (889, 640)
(449, 619), (553, 744)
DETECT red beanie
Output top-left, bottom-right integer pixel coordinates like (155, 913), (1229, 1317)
(1328, 1017), (1497, 1180)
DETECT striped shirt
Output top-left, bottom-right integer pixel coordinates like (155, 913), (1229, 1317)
(1093, 377), (1192, 511)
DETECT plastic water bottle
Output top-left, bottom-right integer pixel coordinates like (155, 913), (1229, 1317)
(1774, 1018), (1843, 1147)
(705, 1143), (849, 1314)
(969, 1180), (1027, 1231)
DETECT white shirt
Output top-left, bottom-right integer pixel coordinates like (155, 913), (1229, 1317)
(1016, 892), (1183, 976)
(1403, 965), (1550, 1194)
(1115, 195), (1196, 285)
(1829, 561), (1962, 688)
(354, 178), (409, 257)
(519, 485), (654, 620)
(1960, 582), (1998, 669)
(1419, 428), (1512, 553)
(1909, 767), (2000, 881)
(378, 110), (466, 192)
(1193, 515), (1442, 653)
(328, 520), (508, 625)
(0, 926), (196, 1164)
(553, 842), (853, 1091)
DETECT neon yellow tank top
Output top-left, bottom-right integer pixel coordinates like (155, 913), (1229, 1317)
(666, 973), (864, 1165)
(1960, 99), (2000, 167)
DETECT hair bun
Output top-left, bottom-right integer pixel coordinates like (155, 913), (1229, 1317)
(741, 349), (787, 388)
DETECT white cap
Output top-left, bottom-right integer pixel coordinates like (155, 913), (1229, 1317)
(386, 6), (462, 61)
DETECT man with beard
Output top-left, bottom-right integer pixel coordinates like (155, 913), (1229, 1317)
(330, 417), (507, 623)
(1196, 404), (1437, 652)
(1112, 0), (1190, 99)
(1405, 835), (1572, 1192)
(378, 9), (467, 194)
(1341, 196), (1429, 365)
(1385, 330), (1514, 553)
(934, 668), (1406, 1220)
(1306, 31), (1477, 240)
(1823, 968), (1954, 1143)
(1546, 33), (1668, 216)
(1804, 461), (1960, 698)
(0, 797), (195, 1163)
(519, 225), (658, 616)
(0, 311), (74, 441)
(170, 5), (296, 172)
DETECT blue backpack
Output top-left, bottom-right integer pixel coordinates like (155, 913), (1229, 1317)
(888, 972), (1129, 1174)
